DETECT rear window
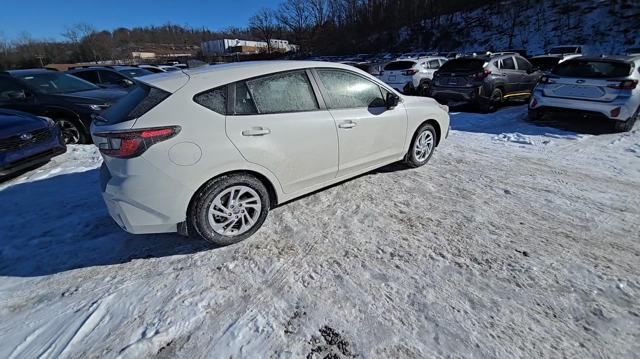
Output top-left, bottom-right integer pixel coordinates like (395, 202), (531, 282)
(384, 61), (416, 71)
(552, 60), (632, 78)
(100, 84), (170, 124)
(439, 59), (485, 72)
(529, 57), (560, 71)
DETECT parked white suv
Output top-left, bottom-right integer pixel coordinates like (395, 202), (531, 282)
(380, 57), (448, 95)
(91, 61), (450, 245)
(529, 56), (640, 132)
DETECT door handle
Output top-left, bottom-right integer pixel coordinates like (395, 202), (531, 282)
(242, 127), (271, 136)
(338, 121), (357, 129)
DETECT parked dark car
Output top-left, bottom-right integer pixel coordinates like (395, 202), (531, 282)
(0, 109), (66, 179)
(67, 66), (153, 89)
(430, 53), (543, 112)
(0, 69), (128, 144)
(528, 56), (562, 73)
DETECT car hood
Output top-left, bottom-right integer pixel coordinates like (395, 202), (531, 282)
(52, 88), (128, 103)
(0, 109), (49, 138)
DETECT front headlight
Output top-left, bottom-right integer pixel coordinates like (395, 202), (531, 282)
(37, 116), (56, 127)
(77, 103), (111, 111)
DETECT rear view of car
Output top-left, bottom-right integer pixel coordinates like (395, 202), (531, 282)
(528, 56), (640, 132)
(0, 109), (66, 179)
(380, 57), (446, 95)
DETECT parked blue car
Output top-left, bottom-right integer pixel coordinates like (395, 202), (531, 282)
(0, 109), (66, 179)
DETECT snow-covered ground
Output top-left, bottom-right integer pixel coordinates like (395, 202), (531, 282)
(1, 105), (639, 358)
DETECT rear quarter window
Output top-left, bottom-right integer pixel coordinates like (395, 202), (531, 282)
(194, 86), (227, 115)
(100, 84), (170, 124)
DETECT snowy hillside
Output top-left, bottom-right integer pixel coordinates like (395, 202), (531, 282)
(405, 0), (640, 55)
(1, 106), (639, 358)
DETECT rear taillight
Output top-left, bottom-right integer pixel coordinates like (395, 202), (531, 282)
(539, 75), (557, 84)
(94, 126), (180, 159)
(469, 69), (491, 80)
(607, 79), (638, 90)
(403, 69), (418, 76)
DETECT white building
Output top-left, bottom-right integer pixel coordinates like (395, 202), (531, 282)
(201, 38), (298, 55)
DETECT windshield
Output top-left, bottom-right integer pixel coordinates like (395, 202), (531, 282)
(439, 58), (485, 72)
(549, 46), (579, 54)
(117, 68), (153, 78)
(18, 72), (98, 94)
(552, 60), (632, 78)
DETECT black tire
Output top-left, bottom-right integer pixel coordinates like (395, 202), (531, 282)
(528, 108), (543, 121)
(188, 174), (270, 246)
(55, 118), (88, 144)
(417, 80), (431, 97)
(614, 107), (639, 132)
(479, 88), (503, 113)
(404, 123), (437, 168)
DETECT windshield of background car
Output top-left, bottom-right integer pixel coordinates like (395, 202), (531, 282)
(100, 83), (170, 124)
(552, 60), (632, 78)
(118, 68), (153, 78)
(530, 57), (560, 71)
(549, 46), (579, 54)
(438, 58), (485, 72)
(384, 61), (416, 70)
(18, 72), (98, 94)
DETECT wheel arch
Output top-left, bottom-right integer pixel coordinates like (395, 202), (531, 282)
(417, 119), (442, 146)
(43, 106), (88, 134)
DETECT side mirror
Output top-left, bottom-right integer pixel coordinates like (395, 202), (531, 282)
(385, 93), (400, 109)
(120, 79), (135, 87)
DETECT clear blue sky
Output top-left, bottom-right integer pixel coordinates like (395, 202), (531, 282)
(1, 0), (279, 41)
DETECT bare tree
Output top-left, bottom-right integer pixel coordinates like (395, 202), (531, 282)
(249, 8), (279, 53)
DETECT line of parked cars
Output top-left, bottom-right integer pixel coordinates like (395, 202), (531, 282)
(322, 45), (639, 131)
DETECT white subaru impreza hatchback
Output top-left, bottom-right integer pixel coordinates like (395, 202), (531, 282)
(91, 61), (450, 245)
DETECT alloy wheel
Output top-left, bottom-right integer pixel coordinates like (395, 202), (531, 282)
(207, 185), (262, 236)
(414, 130), (434, 162)
(57, 119), (82, 144)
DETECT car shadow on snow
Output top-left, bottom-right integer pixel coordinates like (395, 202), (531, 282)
(0, 169), (210, 277)
(450, 104), (619, 136)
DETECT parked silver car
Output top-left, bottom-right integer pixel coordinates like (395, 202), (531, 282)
(529, 56), (640, 132)
(91, 61), (450, 245)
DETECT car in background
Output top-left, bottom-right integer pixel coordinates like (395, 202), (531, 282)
(158, 65), (181, 72)
(354, 62), (384, 77)
(627, 47), (640, 56)
(528, 56), (563, 73)
(547, 45), (596, 58)
(430, 53), (542, 112)
(0, 69), (127, 144)
(138, 64), (167, 73)
(91, 61), (450, 245)
(0, 109), (66, 179)
(528, 56), (640, 132)
(67, 66), (153, 90)
(380, 56), (448, 95)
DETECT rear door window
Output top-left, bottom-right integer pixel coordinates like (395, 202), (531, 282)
(552, 60), (632, 78)
(233, 82), (258, 115)
(72, 70), (99, 84)
(428, 60), (441, 69)
(245, 71), (318, 114)
(439, 59), (485, 72)
(0, 77), (28, 100)
(98, 70), (126, 85)
(500, 57), (516, 70)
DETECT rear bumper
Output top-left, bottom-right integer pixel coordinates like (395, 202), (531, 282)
(0, 144), (66, 177)
(530, 92), (637, 121)
(100, 162), (190, 234)
(431, 86), (486, 105)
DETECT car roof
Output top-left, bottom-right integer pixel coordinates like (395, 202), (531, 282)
(566, 55), (638, 63)
(140, 60), (382, 93)
(2, 68), (57, 76)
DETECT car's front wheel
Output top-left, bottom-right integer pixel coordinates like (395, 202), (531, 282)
(188, 174), (270, 246)
(404, 123), (437, 168)
(56, 118), (87, 144)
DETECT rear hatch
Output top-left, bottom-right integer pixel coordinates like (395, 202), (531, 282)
(542, 59), (634, 102)
(381, 61), (417, 84)
(434, 58), (486, 87)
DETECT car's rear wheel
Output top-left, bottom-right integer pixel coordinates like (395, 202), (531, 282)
(404, 123), (437, 168)
(614, 107), (639, 132)
(417, 80), (431, 97)
(56, 118), (86, 144)
(188, 174), (270, 246)
(480, 88), (503, 113)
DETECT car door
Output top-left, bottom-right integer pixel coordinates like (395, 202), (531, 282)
(225, 70), (339, 194)
(0, 76), (39, 114)
(515, 56), (539, 92)
(499, 56), (521, 94)
(313, 68), (407, 178)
